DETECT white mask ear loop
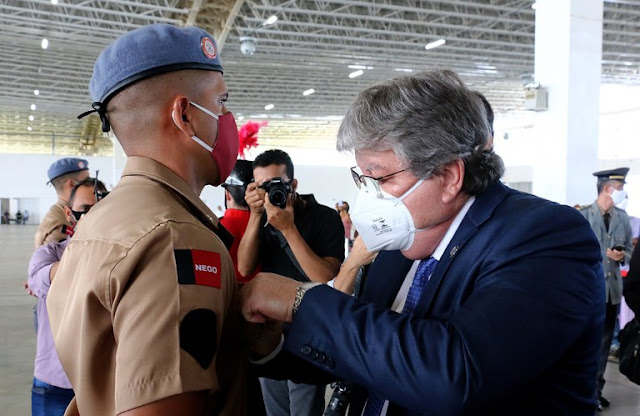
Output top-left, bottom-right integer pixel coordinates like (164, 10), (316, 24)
(399, 179), (425, 200)
(172, 106), (216, 153)
(189, 101), (219, 120)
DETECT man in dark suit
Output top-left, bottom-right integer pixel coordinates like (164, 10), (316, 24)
(240, 69), (604, 415)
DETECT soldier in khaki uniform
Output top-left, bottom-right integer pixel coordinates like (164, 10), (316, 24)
(47, 24), (254, 416)
(35, 158), (90, 248)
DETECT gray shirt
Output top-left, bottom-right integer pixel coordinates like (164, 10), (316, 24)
(580, 203), (633, 304)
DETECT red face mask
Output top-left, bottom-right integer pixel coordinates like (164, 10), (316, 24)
(183, 101), (239, 186)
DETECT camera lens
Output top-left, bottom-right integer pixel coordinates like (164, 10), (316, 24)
(270, 189), (287, 208)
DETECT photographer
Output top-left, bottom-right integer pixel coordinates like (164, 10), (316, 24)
(238, 149), (344, 416)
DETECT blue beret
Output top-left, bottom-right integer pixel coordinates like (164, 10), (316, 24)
(89, 24), (223, 104)
(593, 167), (630, 183)
(48, 158), (89, 182)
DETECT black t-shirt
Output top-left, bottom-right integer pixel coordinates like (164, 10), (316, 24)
(259, 194), (345, 282)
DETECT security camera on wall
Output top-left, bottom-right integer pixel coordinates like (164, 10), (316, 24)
(240, 37), (257, 55)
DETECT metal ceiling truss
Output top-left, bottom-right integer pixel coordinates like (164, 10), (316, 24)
(0, 0), (638, 155)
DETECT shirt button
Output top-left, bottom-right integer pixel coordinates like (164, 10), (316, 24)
(326, 358), (335, 369)
(301, 345), (312, 356)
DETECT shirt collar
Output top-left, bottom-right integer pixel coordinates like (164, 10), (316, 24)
(121, 156), (219, 227)
(431, 196), (476, 261)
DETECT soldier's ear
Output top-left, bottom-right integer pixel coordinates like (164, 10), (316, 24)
(64, 206), (73, 223)
(170, 97), (196, 138)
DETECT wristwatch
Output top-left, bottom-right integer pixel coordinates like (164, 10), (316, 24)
(292, 282), (322, 319)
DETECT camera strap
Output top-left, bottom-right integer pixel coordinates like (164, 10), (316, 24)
(272, 228), (310, 281)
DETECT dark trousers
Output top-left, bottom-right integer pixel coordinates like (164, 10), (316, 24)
(31, 378), (74, 416)
(596, 300), (619, 398)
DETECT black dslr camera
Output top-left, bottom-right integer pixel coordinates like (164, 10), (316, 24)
(259, 178), (292, 209)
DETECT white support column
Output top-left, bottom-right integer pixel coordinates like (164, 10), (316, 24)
(531, 0), (603, 205)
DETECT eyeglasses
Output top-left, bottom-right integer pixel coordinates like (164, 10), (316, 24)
(350, 166), (409, 197)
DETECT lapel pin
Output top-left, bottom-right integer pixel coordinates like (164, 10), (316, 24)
(450, 245), (459, 257)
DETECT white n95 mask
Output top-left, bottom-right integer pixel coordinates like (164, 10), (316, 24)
(350, 179), (424, 252)
(611, 189), (628, 206)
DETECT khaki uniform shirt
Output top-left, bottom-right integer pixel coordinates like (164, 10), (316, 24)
(47, 157), (246, 416)
(34, 198), (70, 248)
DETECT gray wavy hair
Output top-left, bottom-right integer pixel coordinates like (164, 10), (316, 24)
(337, 69), (505, 195)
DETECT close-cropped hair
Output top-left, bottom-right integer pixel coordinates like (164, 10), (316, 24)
(253, 149), (295, 180)
(597, 179), (619, 195)
(69, 178), (106, 206)
(52, 171), (87, 193)
(226, 185), (248, 208)
(336, 69), (505, 195)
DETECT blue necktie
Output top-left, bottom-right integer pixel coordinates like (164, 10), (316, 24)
(362, 257), (439, 416)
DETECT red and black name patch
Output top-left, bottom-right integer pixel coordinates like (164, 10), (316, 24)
(174, 249), (222, 288)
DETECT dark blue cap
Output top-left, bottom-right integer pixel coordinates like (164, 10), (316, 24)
(593, 167), (629, 183)
(90, 24), (223, 104)
(47, 158), (89, 182)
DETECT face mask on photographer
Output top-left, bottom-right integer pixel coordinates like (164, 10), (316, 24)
(350, 179), (425, 252)
(173, 101), (239, 186)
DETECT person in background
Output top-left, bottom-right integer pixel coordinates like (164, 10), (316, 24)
(579, 167), (634, 411)
(27, 178), (105, 416)
(220, 159), (267, 416)
(238, 149), (344, 416)
(16, 210), (23, 225)
(23, 209), (30, 224)
(336, 201), (354, 253)
(220, 159), (260, 283)
(35, 158), (89, 248)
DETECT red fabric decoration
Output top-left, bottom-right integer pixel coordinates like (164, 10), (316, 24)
(238, 121), (267, 158)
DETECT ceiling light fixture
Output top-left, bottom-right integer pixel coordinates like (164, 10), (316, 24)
(30, 104), (36, 110)
(265, 104), (274, 110)
(29, 115), (34, 121)
(41, 38), (49, 49)
(425, 39), (446, 50)
(349, 70), (364, 79)
(33, 89), (40, 96)
(303, 88), (315, 96)
(263, 15), (278, 25)
(237, 116), (244, 121)
(51, 0), (58, 4)
(394, 68), (414, 73)
(27, 126), (32, 131)
(348, 65), (374, 70)
(531, 2), (538, 9)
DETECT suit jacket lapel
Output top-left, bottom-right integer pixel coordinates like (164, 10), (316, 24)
(361, 250), (414, 308)
(413, 181), (511, 317)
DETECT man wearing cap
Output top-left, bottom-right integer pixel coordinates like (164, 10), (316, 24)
(34, 158), (90, 248)
(580, 167), (634, 411)
(47, 24), (255, 416)
(220, 159), (261, 284)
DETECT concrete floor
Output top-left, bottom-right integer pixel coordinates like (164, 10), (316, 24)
(2, 223), (640, 415)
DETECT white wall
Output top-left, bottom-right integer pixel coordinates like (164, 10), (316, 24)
(0, 153), (114, 223)
(201, 163), (359, 216)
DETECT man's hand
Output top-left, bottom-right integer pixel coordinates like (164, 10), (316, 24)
(345, 236), (378, 270)
(239, 273), (299, 323)
(264, 194), (295, 232)
(606, 248), (625, 262)
(22, 281), (36, 298)
(245, 182), (266, 215)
